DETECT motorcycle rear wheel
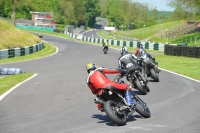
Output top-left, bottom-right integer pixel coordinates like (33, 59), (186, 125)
(104, 100), (127, 126)
(150, 68), (159, 82)
(133, 99), (151, 118)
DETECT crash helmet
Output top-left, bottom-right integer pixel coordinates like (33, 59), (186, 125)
(120, 46), (128, 55)
(86, 62), (98, 73)
(139, 44), (143, 48)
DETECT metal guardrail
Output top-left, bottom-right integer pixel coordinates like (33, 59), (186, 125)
(0, 42), (44, 60)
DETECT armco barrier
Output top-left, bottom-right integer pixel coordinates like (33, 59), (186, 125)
(65, 32), (165, 51)
(0, 42), (44, 60)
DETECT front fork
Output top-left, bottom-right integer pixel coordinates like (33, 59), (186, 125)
(136, 71), (147, 84)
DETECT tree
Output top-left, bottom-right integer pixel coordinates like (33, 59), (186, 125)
(99, 0), (109, 17)
(168, 0), (200, 20)
(83, 0), (101, 27)
(73, 0), (86, 26)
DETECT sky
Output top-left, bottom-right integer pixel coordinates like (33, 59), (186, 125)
(132, 0), (175, 11)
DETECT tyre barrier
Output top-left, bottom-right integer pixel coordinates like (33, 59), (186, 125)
(0, 42), (44, 60)
(164, 44), (200, 58)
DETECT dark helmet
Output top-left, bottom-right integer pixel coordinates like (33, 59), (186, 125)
(120, 46), (128, 55)
(86, 62), (98, 73)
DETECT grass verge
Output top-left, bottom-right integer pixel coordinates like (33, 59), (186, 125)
(0, 73), (34, 95)
(0, 42), (56, 64)
(0, 42), (56, 96)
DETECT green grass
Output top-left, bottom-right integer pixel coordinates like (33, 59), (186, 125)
(0, 19), (41, 49)
(0, 42), (56, 96)
(103, 19), (200, 46)
(0, 73), (34, 95)
(115, 20), (185, 40)
(155, 55), (200, 80)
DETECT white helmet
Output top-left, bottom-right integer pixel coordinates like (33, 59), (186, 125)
(120, 46), (128, 55)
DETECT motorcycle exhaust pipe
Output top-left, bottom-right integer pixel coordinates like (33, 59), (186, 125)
(94, 98), (104, 104)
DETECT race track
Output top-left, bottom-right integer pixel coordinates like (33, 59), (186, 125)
(0, 34), (200, 133)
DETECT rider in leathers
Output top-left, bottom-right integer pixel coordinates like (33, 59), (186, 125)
(86, 62), (134, 112)
(118, 46), (140, 71)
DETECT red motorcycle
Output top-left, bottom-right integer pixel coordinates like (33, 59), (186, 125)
(94, 74), (150, 126)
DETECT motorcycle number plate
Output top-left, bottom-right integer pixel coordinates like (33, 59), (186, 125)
(126, 63), (133, 68)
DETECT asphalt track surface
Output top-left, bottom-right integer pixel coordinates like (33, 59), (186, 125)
(1, 34), (200, 133)
(82, 18), (106, 39)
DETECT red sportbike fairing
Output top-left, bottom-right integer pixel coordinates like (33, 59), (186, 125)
(93, 74), (151, 126)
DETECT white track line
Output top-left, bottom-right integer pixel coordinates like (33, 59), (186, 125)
(159, 68), (200, 83)
(0, 73), (38, 101)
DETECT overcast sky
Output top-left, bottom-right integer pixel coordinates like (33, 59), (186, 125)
(131, 0), (175, 11)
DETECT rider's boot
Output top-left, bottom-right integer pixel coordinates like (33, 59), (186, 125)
(97, 103), (104, 112)
(125, 89), (134, 108)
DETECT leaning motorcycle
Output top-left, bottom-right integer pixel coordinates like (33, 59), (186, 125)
(137, 51), (161, 82)
(94, 74), (151, 126)
(103, 46), (108, 54)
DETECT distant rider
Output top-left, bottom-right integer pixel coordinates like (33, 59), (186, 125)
(86, 62), (134, 112)
(102, 40), (109, 51)
(118, 46), (140, 71)
(134, 44), (146, 57)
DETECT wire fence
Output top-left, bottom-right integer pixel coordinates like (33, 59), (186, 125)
(163, 36), (200, 44)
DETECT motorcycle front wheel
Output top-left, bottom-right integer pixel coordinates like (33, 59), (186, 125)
(133, 99), (151, 118)
(104, 100), (127, 126)
(133, 78), (147, 95)
(103, 48), (108, 54)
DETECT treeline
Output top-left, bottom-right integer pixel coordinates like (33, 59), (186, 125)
(99, 0), (200, 29)
(0, 0), (101, 28)
(100, 0), (171, 29)
(168, 0), (200, 21)
(0, 0), (199, 29)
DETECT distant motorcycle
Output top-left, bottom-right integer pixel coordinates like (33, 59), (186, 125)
(137, 51), (161, 82)
(38, 33), (43, 38)
(94, 74), (151, 126)
(103, 46), (108, 54)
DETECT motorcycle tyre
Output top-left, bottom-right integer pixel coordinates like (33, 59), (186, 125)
(103, 47), (108, 54)
(133, 78), (147, 95)
(104, 100), (127, 126)
(150, 68), (159, 82)
(145, 85), (150, 92)
(104, 49), (107, 54)
(133, 99), (151, 118)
